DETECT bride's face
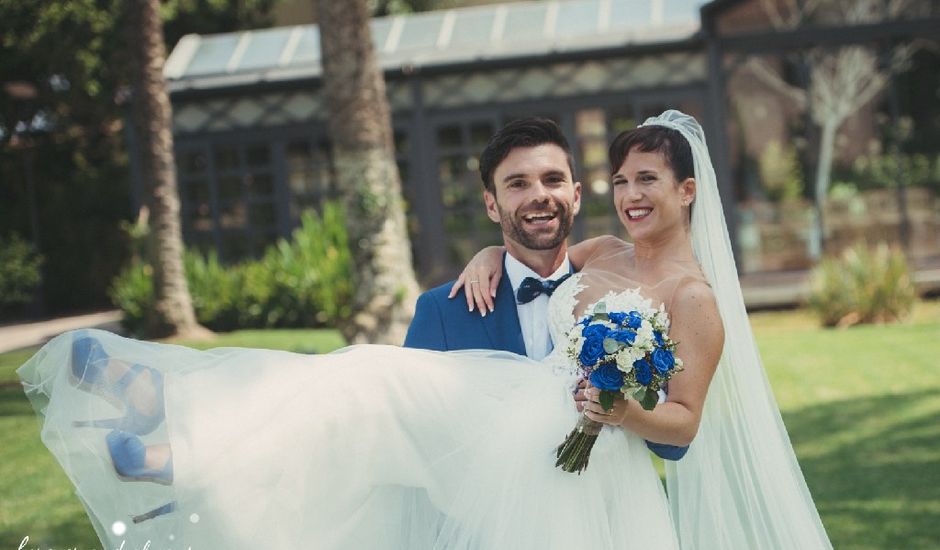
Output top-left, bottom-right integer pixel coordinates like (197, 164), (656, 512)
(612, 148), (694, 243)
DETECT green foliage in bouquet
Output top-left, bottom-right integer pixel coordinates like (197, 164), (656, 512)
(809, 242), (916, 328)
(110, 203), (353, 335)
(0, 233), (44, 310)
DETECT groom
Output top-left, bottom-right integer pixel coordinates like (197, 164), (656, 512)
(404, 117), (687, 460)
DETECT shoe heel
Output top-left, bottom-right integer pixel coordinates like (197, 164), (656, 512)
(73, 418), (124, 430)
(71, 363), (166, 436)
(132, 501), (177, 523)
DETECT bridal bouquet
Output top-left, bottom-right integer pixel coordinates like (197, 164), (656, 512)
(555, 290), (683, 474)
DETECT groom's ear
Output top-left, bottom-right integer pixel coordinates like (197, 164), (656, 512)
(484, 190), (501, 224)
(572, 180), (582, 216)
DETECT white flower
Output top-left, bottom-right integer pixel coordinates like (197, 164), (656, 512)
(652, 307), (671, 332)
(604, 288), (653, 315)
(615, 346), (643, 371)
(635, 320), (654, 351)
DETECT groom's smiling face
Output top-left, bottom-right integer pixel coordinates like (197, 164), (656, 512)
(484, 144), (581, 252)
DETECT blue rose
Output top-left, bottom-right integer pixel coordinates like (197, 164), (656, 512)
(633, 358), (653, 386)
(626, 311), (643, 329)
(581, 323), (610, 340)
(654, 330), (665, 347)
(589, 362), (625, 391)
(578, 336), (606, 367)
(608, 312), (628, 326)
(651, 348), (675, 374)
(609, 329), (636, 346)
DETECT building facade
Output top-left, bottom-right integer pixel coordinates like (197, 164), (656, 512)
(154, 0), (940, 287)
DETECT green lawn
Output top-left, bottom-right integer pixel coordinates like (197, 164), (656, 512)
(2, 303), (939, 549)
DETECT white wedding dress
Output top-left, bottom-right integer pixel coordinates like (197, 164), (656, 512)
(19, 272), (682, 550)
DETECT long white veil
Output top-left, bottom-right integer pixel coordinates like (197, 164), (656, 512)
(642, 110), (832, 549)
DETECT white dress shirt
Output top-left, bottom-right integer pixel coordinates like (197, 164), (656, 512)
(504, 253), (572, 361)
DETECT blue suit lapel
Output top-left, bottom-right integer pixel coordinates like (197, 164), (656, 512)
(482, 261), (526, 356)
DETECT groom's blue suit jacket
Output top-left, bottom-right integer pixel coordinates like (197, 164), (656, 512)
(403, 265), (688, 460)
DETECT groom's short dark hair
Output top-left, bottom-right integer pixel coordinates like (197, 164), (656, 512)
(608, 126), (693, 183)
(479, 117), (574, 193)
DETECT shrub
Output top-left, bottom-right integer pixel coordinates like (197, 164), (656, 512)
(759, 140), (803, 202)
(809, 242), (916, 327)
(110, 203), (353, 335)
(109, 260), (153, 336)
(0, 233), (44, 310)
(264, 204), (353, 326)
(184, 249), (244, 331)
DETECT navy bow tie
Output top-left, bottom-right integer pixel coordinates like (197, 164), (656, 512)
(516, 274), (571, 304)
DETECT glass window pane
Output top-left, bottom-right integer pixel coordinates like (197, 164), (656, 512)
(188, 232), (214, 256)
(179, 150), (208, 175)
(438, 154), (465, 184)
(449, 10), (495, 48)
(219, 175), (243, 200)
(192, 202), (213, 232)
(502, 4), (548, 42)
(287, 140), (311, 168)
(608, 107), (637, 136)
(245, 144), (271, 167)
(369, 18), (393, 52)
(557, 0), (600, 36)
(609, 0), (653, 29)
(184, 178), (211, 203)
(250, 201), (278, 228)
(397, 161), (410, 186)
(186, 35), (239, 76)
(437, 125), (463, 148)
(287, 27), (321, 66)
(394, 130), (410, 155)
(470, 122), (495, 148)
(220, 232), (251, 260)
(219, 201), (246, 228)
(396, 13), (444, 51)
(246, 173), (274, 197)
(237, 28), (291, 71)
(214, 146), (240, 172)
(663, 0), (700, 24)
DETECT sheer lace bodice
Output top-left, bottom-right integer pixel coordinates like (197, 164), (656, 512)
(543, 239), (707, 378)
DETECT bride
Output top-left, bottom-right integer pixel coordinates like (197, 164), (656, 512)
(18, 110), (831, 549)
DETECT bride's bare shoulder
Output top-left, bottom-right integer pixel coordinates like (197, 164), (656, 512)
(598, 235), (632, 251)
(587, 235), (633, 259)
(671, 277), (722, 338)
(571, 235), (631, 269)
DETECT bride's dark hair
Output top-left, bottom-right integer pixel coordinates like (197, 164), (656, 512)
(608, 126), (693, 182)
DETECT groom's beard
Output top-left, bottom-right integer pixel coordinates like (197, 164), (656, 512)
(496, 199), (573, 251)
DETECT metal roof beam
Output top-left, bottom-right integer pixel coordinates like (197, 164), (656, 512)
(714, 17), (940, 54)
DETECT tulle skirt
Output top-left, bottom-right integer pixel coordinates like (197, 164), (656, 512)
(18, 329), (678, 550)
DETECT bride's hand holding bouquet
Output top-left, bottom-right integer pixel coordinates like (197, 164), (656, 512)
(556, 290), (683, 474)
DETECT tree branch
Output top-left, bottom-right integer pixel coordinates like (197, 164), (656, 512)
(743, 58), (808, 109)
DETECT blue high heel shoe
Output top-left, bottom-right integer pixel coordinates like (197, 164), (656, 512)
(71, 334), (166, 435)
(106, 429), (174, 485)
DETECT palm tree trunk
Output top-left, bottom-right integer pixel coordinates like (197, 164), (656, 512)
(128, 0), (209, 339)
(316, 0), (419, 344)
